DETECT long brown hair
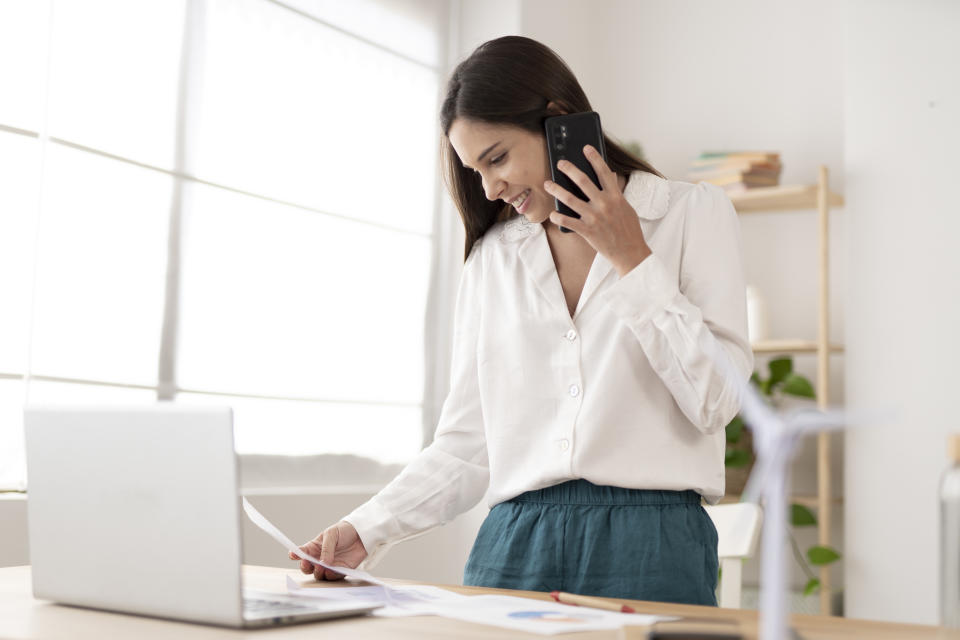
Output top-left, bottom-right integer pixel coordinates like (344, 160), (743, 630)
(440, 36), (663, 260)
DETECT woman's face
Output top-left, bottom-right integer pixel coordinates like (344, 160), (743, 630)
(448, 118), (553, 225)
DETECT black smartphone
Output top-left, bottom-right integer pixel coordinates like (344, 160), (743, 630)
(544, 111), (607, 233)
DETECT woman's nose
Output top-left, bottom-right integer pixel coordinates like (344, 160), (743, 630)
(481, 174), (503, 201)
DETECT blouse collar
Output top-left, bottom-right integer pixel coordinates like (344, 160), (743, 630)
(499, 170), (671, 245)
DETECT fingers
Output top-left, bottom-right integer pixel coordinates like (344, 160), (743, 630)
(582, 144), (617, 192)
(297, 539), (321, 574)
(293, 527), (352, 582)
(544, 180), (590, 219)
(554, 158), (601, 202)
(320, 526), (339, 567)
(549, 210), (585, 235)
(316, 526), (346, 581)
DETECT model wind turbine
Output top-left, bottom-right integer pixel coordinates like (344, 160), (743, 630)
(735, 378), (848, 640)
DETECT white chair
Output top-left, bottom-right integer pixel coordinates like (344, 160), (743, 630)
(703, 502), (763, 608)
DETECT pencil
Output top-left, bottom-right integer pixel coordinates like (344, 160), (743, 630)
(549, 591), (636, 614)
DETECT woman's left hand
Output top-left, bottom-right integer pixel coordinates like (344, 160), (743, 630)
(544, 144), (652, 277)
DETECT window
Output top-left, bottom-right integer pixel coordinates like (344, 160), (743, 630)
(0, 0), (451, 490)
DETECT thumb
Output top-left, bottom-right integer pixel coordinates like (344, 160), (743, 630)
(320, 526), (339, 567)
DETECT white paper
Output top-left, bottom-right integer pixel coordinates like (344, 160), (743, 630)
(286, 575), (465, 617)
(287, 575), (667, 634)
(242, 497), (388, 587)
(243, 497), (671, 635)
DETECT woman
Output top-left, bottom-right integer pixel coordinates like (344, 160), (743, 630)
(290, 36), (752, 606)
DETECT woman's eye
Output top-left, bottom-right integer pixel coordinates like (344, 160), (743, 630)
(490, 153), (506, 165)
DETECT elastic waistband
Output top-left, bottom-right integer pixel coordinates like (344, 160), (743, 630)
(509, 479), (702, 506)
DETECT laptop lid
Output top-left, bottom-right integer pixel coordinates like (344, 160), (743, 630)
(25, 405), (245, 626)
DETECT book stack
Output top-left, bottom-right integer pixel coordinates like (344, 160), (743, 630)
(687, 151), (782, 193)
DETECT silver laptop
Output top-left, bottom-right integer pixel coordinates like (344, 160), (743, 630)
(24, 405), (380, 628)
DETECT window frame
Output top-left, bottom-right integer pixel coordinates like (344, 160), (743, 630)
(0, 0), (458, 489)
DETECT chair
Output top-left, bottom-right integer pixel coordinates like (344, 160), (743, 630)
(703, 502), (763, 608)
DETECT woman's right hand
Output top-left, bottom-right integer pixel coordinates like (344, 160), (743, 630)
(288, 520), (368, 581)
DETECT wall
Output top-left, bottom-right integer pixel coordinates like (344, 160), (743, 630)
(517, 0), (846, 598)
(0, 496), (28, 567)
(843, 0), (960, 625)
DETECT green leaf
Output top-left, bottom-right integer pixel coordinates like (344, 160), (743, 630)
(807, 546), (841, 566)
(726, 416), (744, 444)
(782, 374), (816, 398)
(768, 357), (793, 386)
(803, 578), (820, 596)
(790, 504), (817, 527)
(761, 377), (773, 396)
(749, 371), (762, 387)
(725, 449), (752, 468)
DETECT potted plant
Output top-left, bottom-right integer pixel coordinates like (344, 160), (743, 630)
(724, 355), (841, 596)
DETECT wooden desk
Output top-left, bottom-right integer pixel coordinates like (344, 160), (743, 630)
(1, 565), (956, 639)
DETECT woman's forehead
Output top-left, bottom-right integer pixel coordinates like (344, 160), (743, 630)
(449, 119), (530, 165)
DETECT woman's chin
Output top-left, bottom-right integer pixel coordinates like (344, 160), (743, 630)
(522, 209), (551, 225)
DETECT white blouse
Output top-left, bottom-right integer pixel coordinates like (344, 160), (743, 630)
(345, 170), (754, 567)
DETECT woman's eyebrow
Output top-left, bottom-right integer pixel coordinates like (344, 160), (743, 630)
(463, 142), (502, 169)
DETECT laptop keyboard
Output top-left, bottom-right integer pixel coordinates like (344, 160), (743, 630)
(243, 596), (326, 615)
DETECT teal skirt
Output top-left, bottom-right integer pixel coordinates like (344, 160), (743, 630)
(462, 479), (718, 606)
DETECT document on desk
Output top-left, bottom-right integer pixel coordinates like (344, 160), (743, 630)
(244, 498), (671, 635)
(242, 498), (389, 587)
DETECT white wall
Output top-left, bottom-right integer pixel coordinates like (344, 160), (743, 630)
(0, 496), (28, 567)
(843, 0), (960, 625)
(518, 0), (847, 599)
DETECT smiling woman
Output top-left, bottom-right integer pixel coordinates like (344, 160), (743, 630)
(291, 35), (754, 608)
(439, 36), (663, 259)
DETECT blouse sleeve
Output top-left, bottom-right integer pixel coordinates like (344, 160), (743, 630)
(342, 241), (489, 568)
(600, 182), (754, 435)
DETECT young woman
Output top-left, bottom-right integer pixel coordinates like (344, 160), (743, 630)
(290, 36), (753, 606)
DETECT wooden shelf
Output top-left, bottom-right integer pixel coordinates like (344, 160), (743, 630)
(728, 184), (844, 213)
(733, 166), (840, 614)
(790, 494), (844, 508)
(751, 340), (845, 354)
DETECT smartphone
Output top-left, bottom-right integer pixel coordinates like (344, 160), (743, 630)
(544, 111), (607, 233)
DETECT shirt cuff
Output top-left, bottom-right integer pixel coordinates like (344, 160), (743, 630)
(342, 498), (404, 570)
(601, 253), (679, 327)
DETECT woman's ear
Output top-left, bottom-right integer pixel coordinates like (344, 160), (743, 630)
(546, 100), (572, 116)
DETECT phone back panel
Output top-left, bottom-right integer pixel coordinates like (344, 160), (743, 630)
(544, 112), (607, 230)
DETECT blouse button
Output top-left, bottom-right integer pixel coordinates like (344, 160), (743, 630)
(559, 439), (570, 451)
(568, 384), (580, 397)
(565, 329), (577, 341)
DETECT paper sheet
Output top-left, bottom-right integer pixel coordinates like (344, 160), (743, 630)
(285, 575), (465, 617)
(242, 497), (671, 634)
(285, 576), (667, 634)
(241, 497), (388, 587)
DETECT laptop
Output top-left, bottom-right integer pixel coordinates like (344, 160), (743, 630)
(23, 405), (380, 628)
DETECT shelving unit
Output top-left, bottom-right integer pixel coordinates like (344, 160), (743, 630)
(728, 166), (844, 615)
